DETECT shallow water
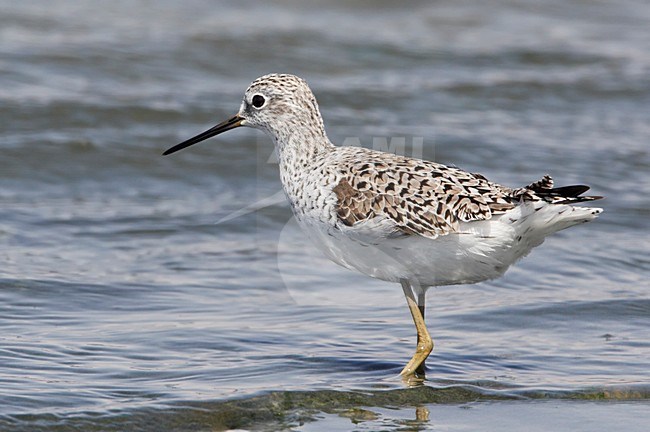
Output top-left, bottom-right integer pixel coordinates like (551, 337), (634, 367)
(1, 0), (649, 430)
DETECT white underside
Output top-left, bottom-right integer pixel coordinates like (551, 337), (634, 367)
(296, 201), (602, 288)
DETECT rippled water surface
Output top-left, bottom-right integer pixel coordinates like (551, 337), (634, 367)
(1, 0), (649, 430)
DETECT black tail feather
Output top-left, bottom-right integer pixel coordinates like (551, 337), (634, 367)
(545, 185), (590, 197)
(515, 175), (603, 204)
(536, 184), (603, 204)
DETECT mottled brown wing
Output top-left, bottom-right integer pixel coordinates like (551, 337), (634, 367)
(333, 179), (453, 238)
(332, 155), (516, 239)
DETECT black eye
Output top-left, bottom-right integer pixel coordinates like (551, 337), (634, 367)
(252, 94), (265, 108)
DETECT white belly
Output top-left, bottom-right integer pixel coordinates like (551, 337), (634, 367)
(294, 219), (517, 287)
(293, 201), (601, 287)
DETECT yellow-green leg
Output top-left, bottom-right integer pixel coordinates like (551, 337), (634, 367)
(399, 280), (433, 378)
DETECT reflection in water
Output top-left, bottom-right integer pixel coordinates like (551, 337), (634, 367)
(415, 405), (430, 422)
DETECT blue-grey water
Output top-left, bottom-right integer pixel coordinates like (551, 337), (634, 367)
(1, 0), (649, 430)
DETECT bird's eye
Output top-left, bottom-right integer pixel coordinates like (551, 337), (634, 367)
(251, 94), (265, 108)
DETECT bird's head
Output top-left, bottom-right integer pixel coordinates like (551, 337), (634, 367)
(163, 73), (327, 156)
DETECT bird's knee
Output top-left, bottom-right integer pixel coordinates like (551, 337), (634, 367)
(417, 338), (434, 355)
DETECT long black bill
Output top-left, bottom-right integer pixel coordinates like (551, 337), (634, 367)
(162, 114), (244, 156)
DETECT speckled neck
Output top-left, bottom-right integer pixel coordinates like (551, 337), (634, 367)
(272, 125), (335, 208)
(272, 125), (333, 166)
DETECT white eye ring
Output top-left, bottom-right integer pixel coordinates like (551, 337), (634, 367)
(251, 94), (266, 109)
